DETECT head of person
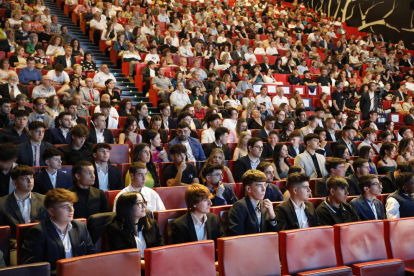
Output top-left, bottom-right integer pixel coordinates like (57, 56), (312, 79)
(286, 172), (311, 201)
(264, 115), (275, 131)
(296, 108), (306, 122)
(91, 112), (106, 130)
(202, 163), (224, 186)
(308, 114), (319, 128)
(10, 165), (34, 194)
(115, 191), (150, 234)
(13, 110), (29, 130)
(342, 125), (357, 141)
(92, 143), (111, 163)
(135, 103), (148, 119)
(399, 126), (413, 139)
(325, 157), (346, 177)
(185, 184), (213, 214)
(326, 176), (349, 204)
(28, 121), (46, 143)
(214, 127), (229, 145)
(70, 124), (89, 148)
(128, 162), (148, 188)
(72, 161), (95, 187)
(132, 143), (151, 164)
(304, 133), (319, 150)
(44, 188), (78, 224)
(169, 143), (187, 164)
(362, 127), (377, 142)
(379, 142), (397, 160)
(176, 122), (190, 142)
(242, 170), (267, 201)
(396, 172), (414, 194)
(247, 137), (263, 158)
(42, 148), (63, 171)
(0, 98), (11, 115)
(207, 113), (221, 129)
(257, 162), (275, 184)
(33, 97), (47, 114)
(352, 157), (370, 177)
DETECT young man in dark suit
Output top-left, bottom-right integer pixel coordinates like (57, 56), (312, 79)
(294, 108), (308, 130)
(17, 121), (53, 167)
(404, 107), (414, 126)
(228, 170), (277, 236)
(171, 183), (225, 248)
(334, 126), (359, 156)
(169, 111), (199, 140)
(233, 137), (266, 182)
(44, 111), (73, 145)
(92, 143), (124, 191)
(253, 115), (275, 143)
(21, 188), (97, 276)
(203, 127), (231, 160)
(350, 174), (386, 221)
(261, 130), (279, 159)
(315, 157), (347, 198)
(87, 113), (114, 144)
(315, 176), (360, 226)
(55, 46), (76, 71)
(33, 148), (72, 194)
(0, 165), (48, 240)
(257, 162), (284, 202)
(58, 124), (94, 166)
(69, 161), (110, 219)
(287, 131), (306, 158)
(201, 163), (238, 206)
(274, 173), (319, 231)
(359, 82), (379, 120)
(54, 101), (87, 128)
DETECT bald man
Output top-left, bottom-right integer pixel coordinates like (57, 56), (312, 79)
(92, 64), (116, 89)
(93, 94), (119, 117)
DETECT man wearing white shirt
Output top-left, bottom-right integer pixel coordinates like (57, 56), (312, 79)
(171, 17), (182, 32)
(93, 64), (116, 89)
(144, 46), (160, 64)
(255, 86), (273, 111)
(141, 19), (155, 35)
(113, 162), (165, 212)
(122, 43), (142, 81)
(201, 114), (221, 144)
(405, 77), (414, 92)
(94, 94), (119, 118)
(170, 81), (191, 114)
(46, 65), (70, 87)
(272, 87), (288, 110)
(358, 127), (380, 154)
(90, 12), (107, 30)
(158, 9), (170, 23)
(92, 143), (124, 192)
(386, 172), (414, 219)
(244, 46), (257, 63)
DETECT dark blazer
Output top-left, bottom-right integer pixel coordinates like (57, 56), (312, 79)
(287, 143), (306, 158)
(87, 128), (114, 144)
(254, 128), (269, 142)
(54, 117), (87, 128)
(16, 141), (53, 167)
(21, 219), (97, 276)
(203, 142), (231, 160)
(55, 55), (76, 69)
(326, 131), (340, 142)
(69, 185), (110, 219)
(228, 195), (277, 236)
(315, 175), (330, 198)
(0, 192), (48, 238)
(171, 212), (225, 249)
(193, 119), (203, 130)
(209, 183), (238, 206)
(274, 199), (319, 231)
(58, 143), (94, 165)
(234, 155), (265, 182)
(248, 118), (264, 130)
(334, 138), (359, 156)
(404, 114), (414, 126)
(261, 143), (274, 159)
(345, 175), (362, 196)
(380, 171), (397, 194)
(260, 62), (274, 72)
(107, 218), (164, 252)
(316, 142), (333, 157)
(0, 83), (29, 100)
(44, 128), (72, 145)
(161, 118), (177, 130)
(359, 92), (379, 120)
(33, 169), (73, 195)
(92, 164), (124, 191)
(264, 184), (284, 202)
(0, 39), (12, 52)
(350, 195), (386, 221)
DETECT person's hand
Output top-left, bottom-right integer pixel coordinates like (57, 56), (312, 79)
(179, 161), (186, 172)
(263, 198), (275, 219)
(65, 92), (71, 98)
(216, 183), (225, 197)
(158, 151), (166, 159)
(320, 140), (327, 148)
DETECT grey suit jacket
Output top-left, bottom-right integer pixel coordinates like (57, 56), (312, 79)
(28, 112), (55, 128)
(294, 151), (328, 179)
(80, 87), (100, 105)
(231, 50), (246, 61)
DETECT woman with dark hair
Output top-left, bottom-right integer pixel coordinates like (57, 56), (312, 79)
(377, 142), (397, 174)
(142, 129), (169, 163)
(133, 103), (150, 130)
(0, 58), (13, 83)
(189, 86), (206, 106)
(279, 118), (295, 142)
(45, 95), (63, 118)
(70, 38), (84, 58)
(58, 75), (81, 101)
(333, 145), (354, 176)
(272, 143), (291, 180)
(119, 116), (142, 144)
(223, 86), (242, 109)
(359, 145), (378, 175)
(107, 191), (164, 259)
(9, 46), (27, 68)
(248, 65), (264, 83)
(102, 79), (121, 103)
(361, 120), (377, 131)
(396, 138), (414, 164)
(80, 51), (98, 72)
(124, 143), (161, 188)
(142, 115), (168, 144)
(383, 120), (397, 141)
(274, 58), (285, 73)
(118, 98), (133, 117)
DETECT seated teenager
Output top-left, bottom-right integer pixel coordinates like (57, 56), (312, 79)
(274, 172), (319, 231)
(58, 124), (94, 165)
(44, 111), (73, 145)
(380, 162), (413, 194)
(87, 113), (114, 144)
(386, 172), (414, 218)
(228, 170), (277, 236)
(233, 137), (266, 182)
(164, 144), (200, 186)
(257, 162), (284, 201)
(201, 163), (238, 206)
(315, 157), (347, 197)
(33, 148), (73, 194)
(107, 191), (164, 261)
(21, 188), (97, 275)
(0, 165), (48, 240)
(0, 143), (19, 197)
(171, 183), (225, 248)
(92, 143), (124, 191)
(350, 174), (386, 220)
(113, 162), (165, 212)
(315, 176), (361, 225)
(203, 127), (231, 160)
(69, 161), (110, 219)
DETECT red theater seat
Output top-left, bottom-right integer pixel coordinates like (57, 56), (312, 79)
(334, 220), (405, 276)
(56, 249), (141, 276)
(0, 226), (10, 266)
(105, 190), (121, 210)
(144, 240), (216, 276)
(153, 186), (189, 210)
(154, 209), (187, 245)
(280, 226), (352, 276)
(217, 233), (281, 276)
(210, 205), (232, 235)
(0, 262), (50, 276)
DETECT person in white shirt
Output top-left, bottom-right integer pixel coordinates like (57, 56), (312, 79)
(32, 75), (57, 99)
(386, 172), (414, 219)
(201, 113), (221, 143)
(253, 42), (265, 55)
(92, 143), (124, 191)
(358, 127), (380, 153)
(244, 46), (257, 63)
(100, 102), (119, 129)
(157, 8), (170, 23)
(266, 41), (279, 56)
(179, 39), (194, 57)
(121, 43), (142, 81)
(93, 64), (116, 89)
(90, 12), (107, 30)
(255, 86), (274, 111)
(141, 19), (154, 35)
(94, 94), (119, 117)
(272, 87), (289, 110)
(144, 46), (160, 64)
(113, 162), (165, 212)
(170, 81), (191, 114)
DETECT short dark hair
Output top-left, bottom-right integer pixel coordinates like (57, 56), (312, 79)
(14, 109), (29, 118)
(247, 137), (262, 152)
(206, 113), (221, 125)
(201, 163), (224, 179)
(295, 108), (306, 116)
(314, 127), (326, 136)
(325, 157), (346, 173)
(399, 126), (411, 137)
(42, 148), (63, 161)
(72, 161), (93, 180)
(58, 111), (72, 121)
(177, 121), (190, 130)
(28, 121), (46, 131)
(326, 176), (349, 191)
(214, 127), (229, 141)
(55, 63), (64, 72)
(70, 124), (89, 138)
(315, 106), (325, 113)
(183, 104), (194, 112)
(265, 115), (275, 122)
(304, 133), (319, 143)
(91, 112), (105, 122)
(63, 100), (77, 109)
(358, 174), (378, 193)
(289, 130), (301, 139)
(92, 143), (112, 154)
(281, 118), (294, 131)
(332, 109), (342, 117)
(158, 103), (170, 112)
(397, 161), (414, 173)
(269, 130), (278, 137)
(242, 170), (266, 187)
(342, 125), (356, 135)
(100, 101), (111, 109)
(10, 165), (34, 180)
(396, 172), (414, 188)
(0, 143), (18, 161)
(170, 143), (187, 155)
(286, 172), (310, 190)
(177, 111), (192, 122)
(308, 114), (317, 122)
(0, 98), (11, 107)
(353, 158), (368, 172)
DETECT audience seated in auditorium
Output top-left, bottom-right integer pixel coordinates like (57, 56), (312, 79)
(92, 143), (124, 191)
(204, 127), (231, 160)
(58, 124), (94, 165)
(87, 113), (114, 144)
(167, 122), (206, 162)
(295, 133), (328, 179)
(44, 111), (72, 145)
(234, 137), (265, 183)
(0, 110), (30, 145)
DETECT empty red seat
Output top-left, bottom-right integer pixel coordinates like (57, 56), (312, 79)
(105, 190), (121, 210)
(210, 205), (232, 235)
(334, 220), (405, 276)
(280, 226), (352, 275)
(217, 233), (281, 276)
(145, 241), (216, 276)
(0, 226), (10, 266)
(153, 186), (189, 210)
(56, 249), (141, 276)
(154, 209), (187, 244)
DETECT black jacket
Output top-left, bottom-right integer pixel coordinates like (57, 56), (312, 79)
(333, 138), (359, 156)
(17, 141), (53, 167)
(58, 142), (94, 165)
(92, 163), (124, 191)
(54, 116), (87, 129)
(261, 143), (274, 159)
(33, 169), (73, 195)
(404, 114), (414, 126)
(87, 128), (114, 144)
(55, 55), (76, 69)
(359, 91), (379, 120)
(274, 199), (319, 231)
(161, 118), (177, 130)
(44, 128), (72, 145)
(294, 118), (308, 130)
(264, 184), (284, 202)
(315, 199), (360, 226)
(21, 219), (97, 276)
(234, 155), (265, 182)
(380, 171), (397, 194)
(0, 83), (29, 100)
(209, 183), (238, 206)
(349, 195), (386, 221)
(254, 128), (269, 142)
(345, 175), (362, 196)
(287, 143), (306, 158)
(228, 195), (277, 236)
(326, 131), (340, 142)
(203, 142), (231, 160)
(69, 185), (110, 219)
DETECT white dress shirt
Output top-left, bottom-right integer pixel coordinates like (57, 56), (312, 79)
(51, 219), (73, 259)
(386, 196), (404, 219)
(92, 72), (117, 87)
(113, 185), (166, 212)
(96, 162), (109, 191)
(290, 198), (309, 228)
(191, 212), (207, 241)
(46, 169), (58, 189)
(14, 191), (31, 223)
(134, 226), (147, 258)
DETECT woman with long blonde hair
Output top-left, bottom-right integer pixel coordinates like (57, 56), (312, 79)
(232, 131), (251, 160)
(200, 148), (235, 184)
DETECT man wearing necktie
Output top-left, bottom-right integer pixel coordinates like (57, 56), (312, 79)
(357, 127), (380, 155)
(80, 78), (100, 105)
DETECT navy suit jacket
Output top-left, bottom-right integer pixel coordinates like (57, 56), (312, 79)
(349, 195), (386, 221)
(55, 55), (76, 69)
(287, 143), (306, 158)
(234, 155), (265, 182)
(43, 128), (72, 145)
(33, 168), (73, 195)
(209, 183), (238, 206)
(92, 164), (124, 191)
(87, 128), (114, 144)
(17, 141), (53, 166)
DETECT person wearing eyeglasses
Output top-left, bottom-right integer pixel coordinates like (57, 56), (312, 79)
(113, 162), (165, 212)
(0, 71), (30, 101)
(349, 174), (386, 221)
(257, 162), (284, 202)
(21, 188), (97, 276)
(107, 191), (164, 261)
(28, 97), (55, 128)
(233, 137), (266, 183)
(274, 172), (319, 231)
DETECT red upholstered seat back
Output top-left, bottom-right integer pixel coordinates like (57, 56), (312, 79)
(154, 209), (187, 245)
(217, 233), (281, 276)
(105, 190), (121, 211)
(144, 240), (216, 276)
(153, 186), (189, 210)
(334, 220), (387, 266)
(384, 218), (414, 261)
(280, 226), (338, 275)
(56, 249), (141, 276)
(0, 226), (10, 266)
(210, 205), (233, 235)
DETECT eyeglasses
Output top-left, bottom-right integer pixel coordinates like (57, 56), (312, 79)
(135, 201), (147, 208)
(254, 146), (264, 150)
